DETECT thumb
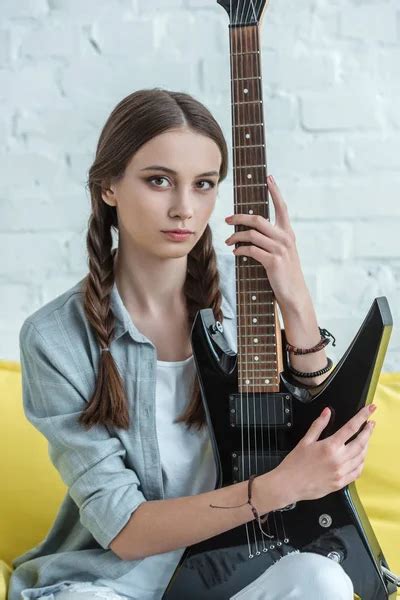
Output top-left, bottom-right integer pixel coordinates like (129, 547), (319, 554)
(301, 407), (331, 445)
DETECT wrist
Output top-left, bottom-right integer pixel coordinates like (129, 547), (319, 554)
(255, 470), (294, 514)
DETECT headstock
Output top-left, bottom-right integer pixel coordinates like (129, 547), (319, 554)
(217, 0), (269, 26)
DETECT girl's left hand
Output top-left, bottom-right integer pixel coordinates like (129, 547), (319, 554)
(224, 174), (307, 307)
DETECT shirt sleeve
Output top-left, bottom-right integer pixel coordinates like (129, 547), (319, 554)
(19, 319), (147, 551)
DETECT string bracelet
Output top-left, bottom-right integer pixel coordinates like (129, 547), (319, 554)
(209, 474), (273, 539)
(288, 357), (333, 379)
(100, 347), (110, 353)
(285, 327), (336, 355)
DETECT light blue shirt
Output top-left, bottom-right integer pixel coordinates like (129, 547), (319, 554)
(8, 252), (237, 600)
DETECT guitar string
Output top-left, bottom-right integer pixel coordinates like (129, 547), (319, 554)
(245, 0), (275, 549)
(253, 0), (285, 547)
(247, 0), (273, 550)
(250, 0), (289, 546)
(241, 2), (261, 557)
(230, 0), (252, 558)
(238, 0), (260, 557)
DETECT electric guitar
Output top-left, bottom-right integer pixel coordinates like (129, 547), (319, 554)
(163, 1), (398, 598)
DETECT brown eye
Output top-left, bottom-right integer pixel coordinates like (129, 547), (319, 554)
(197, 180), (215, 190)
(147, 176), (170, 187)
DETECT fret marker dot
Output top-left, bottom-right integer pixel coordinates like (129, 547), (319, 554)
(244, 88), (248, 94)
(265, 379), (270, 384)
(245, 133), (251, 139)
(247, 173), (252, 178)
(245, 379), (250, 385)
(254, 338), (258, 343)
(252, 295), (256, 300)
(254, 356), (259, 361)
(253, 317), (257, 323)
(248, 209), (254, 214)
(242, 257), (247, 262)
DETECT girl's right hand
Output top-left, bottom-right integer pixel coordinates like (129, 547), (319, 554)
(272, 404), (376, 506)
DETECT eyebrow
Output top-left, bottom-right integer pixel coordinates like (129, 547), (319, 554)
(140, 165), (220, 177)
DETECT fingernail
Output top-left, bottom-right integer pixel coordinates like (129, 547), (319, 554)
(369, 404), (377, 413)
(268, 175), (274, 183)
(321, 407), (330, 417)
(225, 215), (233, 222)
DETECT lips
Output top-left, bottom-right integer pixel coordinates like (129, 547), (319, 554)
(162, 230), (194, 234)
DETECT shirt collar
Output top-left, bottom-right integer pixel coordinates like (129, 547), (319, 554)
(110, 279), (234, 345)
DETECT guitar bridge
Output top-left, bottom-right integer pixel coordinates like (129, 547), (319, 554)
(229, 392), (293, 429)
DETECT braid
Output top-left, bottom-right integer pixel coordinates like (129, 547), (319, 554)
(175, 224), (224, 431)
(79, 88), (230, 431)
(79, 196), (129, 430)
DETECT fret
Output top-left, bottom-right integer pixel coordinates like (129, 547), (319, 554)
(238, 371), (279, 376)
(237, 198), (269, 208)
(233, 125), (264, 129)
(237, 289), (274, 294)
(234, 147), (265, 165)
(238, 352), (278, 356)
(233, 101), (264, 115)
(232, 76), (262, 81)
(236, 312), (275, 317)
(241, 344), (276, 354)
(232, 100), (263, 106)
(239, 380), (279, 385)
(231, 51), (260, 56)
(233, 129), (264, 148)
(237, 331), (276, 336)
(234, 183), (268, 188)
(234, 143), (265, 149)
(235, 263), (268, 268)
(234, 163), (266, 167)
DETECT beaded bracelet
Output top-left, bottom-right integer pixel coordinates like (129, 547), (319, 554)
(288, 357), (333, 379)
(209, 474), (273, 538)
(285, 327), (336, 355)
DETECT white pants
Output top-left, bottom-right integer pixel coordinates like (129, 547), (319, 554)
(229, 551), (354, 599)
(38, 551), (354, 600)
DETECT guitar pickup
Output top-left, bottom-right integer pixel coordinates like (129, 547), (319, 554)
(232, 450), (288, 481)
(229, 392), (293, 429)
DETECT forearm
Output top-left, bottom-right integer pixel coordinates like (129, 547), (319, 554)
(110, 471), (285, 561)
(279, 285), (330, 387)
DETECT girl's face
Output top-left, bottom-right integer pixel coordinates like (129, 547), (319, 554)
(102, 127), (222, 259)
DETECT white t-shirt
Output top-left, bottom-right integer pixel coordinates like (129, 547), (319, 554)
(95, 354), (217, 599)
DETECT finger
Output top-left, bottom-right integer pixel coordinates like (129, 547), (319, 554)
(332, 404), (376, 447)
(226, 213), (287, 245)
(301, 406), (332, 445)
(345, 420), (375, 460)
(342, 452), (367, 478)
(267, 175), (290, 230)
(342, 461), (366, 487)
(228, 228), (280, 254)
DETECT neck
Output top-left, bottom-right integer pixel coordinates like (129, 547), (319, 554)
(113, 245), (187, 316)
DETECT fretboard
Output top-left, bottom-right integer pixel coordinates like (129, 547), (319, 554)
(229, 24), (282, 392)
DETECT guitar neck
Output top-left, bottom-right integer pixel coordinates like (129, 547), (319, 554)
(229, 23), (283, 392)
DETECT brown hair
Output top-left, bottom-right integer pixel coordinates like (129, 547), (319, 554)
(80, 88), (229, 432)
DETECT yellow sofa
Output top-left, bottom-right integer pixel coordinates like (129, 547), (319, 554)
(1, 360), (399, 599)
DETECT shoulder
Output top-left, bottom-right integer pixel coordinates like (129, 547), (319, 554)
(19, 276), (91, 360)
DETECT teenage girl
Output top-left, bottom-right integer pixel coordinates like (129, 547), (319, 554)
(8, 89), (375, 600)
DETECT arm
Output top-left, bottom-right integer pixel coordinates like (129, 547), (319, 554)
(279, 286), (330, 387)
(110, 470), (284, 561)
(225, 175), (332, 388)
(19, 320), (147, 552)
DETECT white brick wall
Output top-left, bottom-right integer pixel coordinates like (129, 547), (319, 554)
(1, 0), (399, 372)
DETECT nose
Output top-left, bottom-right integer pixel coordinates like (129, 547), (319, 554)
(168, 185), (194, 222)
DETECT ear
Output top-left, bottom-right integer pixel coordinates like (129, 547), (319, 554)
(101, 181), (117, 207)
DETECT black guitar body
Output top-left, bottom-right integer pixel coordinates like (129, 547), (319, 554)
(163, 297), (396, 600)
